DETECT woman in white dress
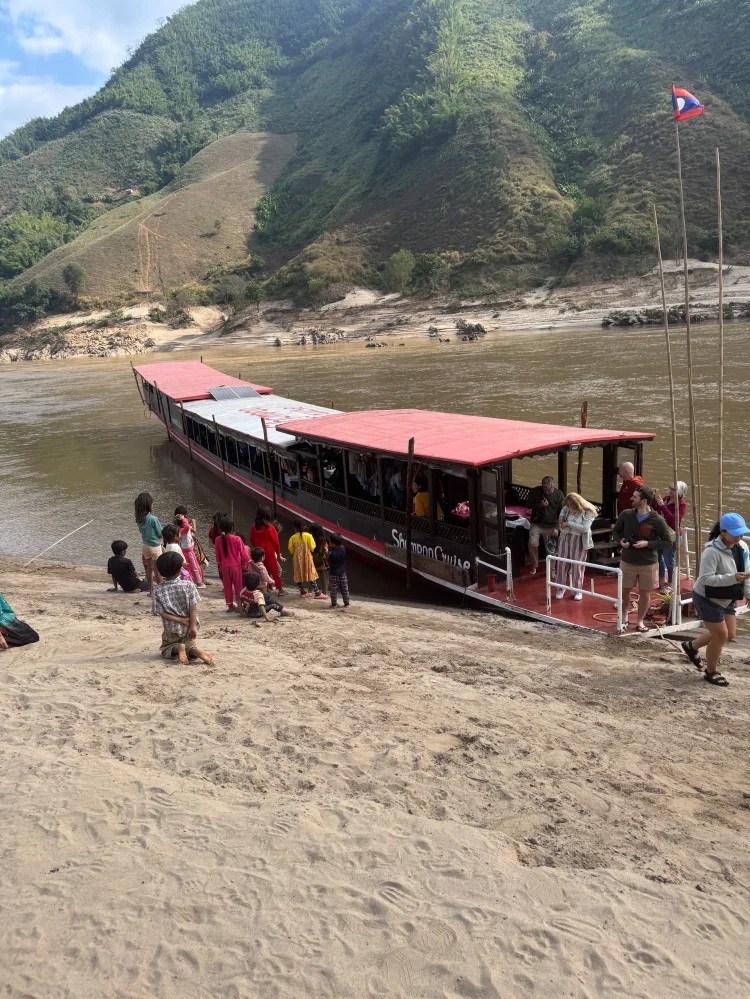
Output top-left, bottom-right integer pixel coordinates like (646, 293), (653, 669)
(556, 492), (597, 600)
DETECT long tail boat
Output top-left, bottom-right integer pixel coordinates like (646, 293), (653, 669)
(133, 360), (700, 635)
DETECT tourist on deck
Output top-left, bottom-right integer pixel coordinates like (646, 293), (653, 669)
(616, 462), (644, 515)
(653, 482), (688, 586)
(152, 550), (212, 664)
(328, 533), (350, 608)
(309, 523), (330, 595)
(555, 493), (597, 600)
(389, 466), (405, 509)
(681, 514), (750, 687)
(174, 506), (206, 588)
(288, 520), (326, 598)
(250, 505), (286, 594)
(613, 485), (673, 632)
(107, 540), (150, 593)
(214, 516), (250, 612)
(527, 476), (564, 575)
(135, 491), (163, 594)
(412, 475), (444, 520)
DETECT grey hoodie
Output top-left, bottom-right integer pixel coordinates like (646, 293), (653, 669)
(692, 538), (750, 606)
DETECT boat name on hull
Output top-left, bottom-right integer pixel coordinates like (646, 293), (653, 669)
(391, 529), (471, 569)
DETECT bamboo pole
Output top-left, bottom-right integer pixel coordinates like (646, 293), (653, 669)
(261, 417), (277, 518)
(675, 122), (703, 573)
(577, 400), (588, 495)
(653, 204), (682, 625)
(405, 437), (415, 590)
(716, 147), (725, 518)
(180, 401), (193, 461)
(130, 360), (145, 405)
(213, 415), (227, 482)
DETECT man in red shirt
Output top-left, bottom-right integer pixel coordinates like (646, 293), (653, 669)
(616, 461), (644, 515)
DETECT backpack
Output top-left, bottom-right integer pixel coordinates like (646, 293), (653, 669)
(1, 618), (40, 647)
(704, 544), (747, 600)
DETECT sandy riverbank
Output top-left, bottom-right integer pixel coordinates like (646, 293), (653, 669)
(2, 556), (750, 997)
(4, 258), (750, 363)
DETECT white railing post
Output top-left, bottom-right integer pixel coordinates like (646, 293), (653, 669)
(545, 556), (552, 615)
(505, 547), (513, 600)
(616, 568), (623, 634)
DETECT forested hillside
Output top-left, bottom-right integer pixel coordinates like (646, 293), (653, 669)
(1, 0), (749, 308)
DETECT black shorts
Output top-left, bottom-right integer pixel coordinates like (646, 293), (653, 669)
(692, 590), (736, 624)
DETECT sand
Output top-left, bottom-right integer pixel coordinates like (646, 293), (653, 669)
(2, 557), (750, 998)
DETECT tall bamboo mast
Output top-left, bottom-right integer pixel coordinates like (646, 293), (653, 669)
(675, 122), (703, 573)
(653, 205), (682, 624)
(716, 147), (724, 518)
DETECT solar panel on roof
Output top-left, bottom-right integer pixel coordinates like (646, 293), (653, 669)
(208, 385), (261, 400)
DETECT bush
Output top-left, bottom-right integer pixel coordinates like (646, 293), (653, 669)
(0, 280), (76, 332)
(148, 306), (166, 322)
(382, 249), (415, 292)
(245, 281), (263, 310)
(62, 263), (86, 294)
(164, 299), (192, 327)
(411, 252), (450, 291)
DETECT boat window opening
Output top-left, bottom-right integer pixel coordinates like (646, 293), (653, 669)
(238, 442), (251, 469)
(249, 446), (265, 476)
(383, 459), (407, 512)
(437, 470), (470, 526)
(281, 457), (298, 488)
(322, 449), (346, 495)
(198, 423), (209, 450)
(207, 429), (218, 456)
(224, 436), (239, 467)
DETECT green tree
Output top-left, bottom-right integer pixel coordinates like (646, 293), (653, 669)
(62, 263), (86, 294)
(245, 280), (263, 312)
(383, 249), (415, 292)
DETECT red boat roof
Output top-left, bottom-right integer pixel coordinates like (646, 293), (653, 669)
(133, 361), (272, 401)
(277, 409), (654, 467)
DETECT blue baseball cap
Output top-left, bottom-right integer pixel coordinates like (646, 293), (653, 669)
(719, 512), (749, 536)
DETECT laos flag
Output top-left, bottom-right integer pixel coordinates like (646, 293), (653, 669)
(672, 84), (704, 121)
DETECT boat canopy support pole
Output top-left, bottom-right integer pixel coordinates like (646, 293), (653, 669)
(406, 437), (415, 590)
(557, 450), (568, 497)
(601, 444), (618, 521)
(213, 416), (227, 482)
(131, 362), (144, 405)
(376, 456), (385, 524)
(428, 467), (438, 536)
(180, 402), (193, 461)
(154, 381), (171, 441)
(343, 449), (351, 510)
(261, 417), (277, 518)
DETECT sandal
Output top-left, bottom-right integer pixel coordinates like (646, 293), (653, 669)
(681, 640), (704, 671)
(704, 671), (729, 687)
(633, 623), (649, 633)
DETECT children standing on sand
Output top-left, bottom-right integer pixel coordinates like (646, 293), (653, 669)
(239, 570), (293, 624)
(152, 551), (212, 664)
(174, 506), (205, 588)
(288, 520), (326, 598)
(328, 533), (350, 608)
(214, 516), (250, 611)
(250, 505), (286, 594)
(309, 523), (330, 595)
(162, 524), (192, 580)
(135, 491), (163, 594)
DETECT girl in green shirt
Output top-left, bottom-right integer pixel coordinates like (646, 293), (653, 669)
(135, 491), (163, 594)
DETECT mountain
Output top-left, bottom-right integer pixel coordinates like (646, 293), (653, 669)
(1, 0), (749, 307)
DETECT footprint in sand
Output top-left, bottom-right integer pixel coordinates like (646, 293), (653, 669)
(404, 917), (457, 954)
(377, 882), (420, 913)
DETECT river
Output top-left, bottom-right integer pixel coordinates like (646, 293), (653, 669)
(1, 321), (748, 599)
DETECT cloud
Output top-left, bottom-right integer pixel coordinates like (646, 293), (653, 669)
(2, 0), (183, 74)
(0, 61), (94, 137)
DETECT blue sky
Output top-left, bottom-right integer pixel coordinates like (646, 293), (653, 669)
(0, 0), (185, 139)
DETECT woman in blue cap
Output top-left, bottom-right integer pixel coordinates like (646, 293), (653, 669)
(682, 512), (750, 685)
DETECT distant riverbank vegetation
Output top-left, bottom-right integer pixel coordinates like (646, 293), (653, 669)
(1, 0), (749, 310)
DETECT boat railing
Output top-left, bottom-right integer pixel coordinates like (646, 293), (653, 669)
(299, 479), (322, 498)
(385, 507), (407, 527)
(432, 520), (471, 546)
(323, 487), (348, 509)
(545, 555), (624, 634)
(349, 496), (381, 519)
(476, 549), (514, 600)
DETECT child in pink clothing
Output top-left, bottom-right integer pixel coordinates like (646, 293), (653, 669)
(214, 517), (250, 611)
(174, 505), (205, 587)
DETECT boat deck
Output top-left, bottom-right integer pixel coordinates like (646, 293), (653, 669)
(473, 565), (697, 634)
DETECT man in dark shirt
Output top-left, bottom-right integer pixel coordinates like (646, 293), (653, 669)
(527, 475), (565, 575)
(107, 540), (150, 593)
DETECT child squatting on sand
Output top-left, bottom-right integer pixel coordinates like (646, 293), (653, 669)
(152, 551), (213, 664)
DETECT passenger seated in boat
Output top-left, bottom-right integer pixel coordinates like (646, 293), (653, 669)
(239, 571), (292, 624)
(412, 475), (444, 520)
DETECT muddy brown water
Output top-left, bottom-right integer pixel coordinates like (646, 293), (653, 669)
(1, 321), (748, 604)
